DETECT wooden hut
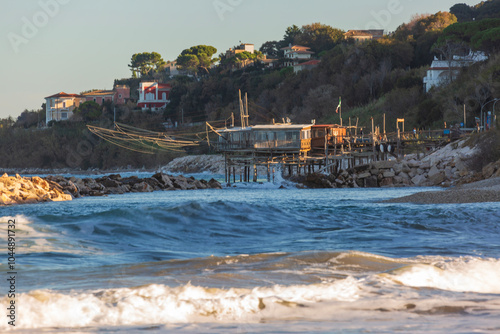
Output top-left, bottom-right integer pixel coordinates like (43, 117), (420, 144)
(216, 124), (313, 153)
(311, 124), (347, 150)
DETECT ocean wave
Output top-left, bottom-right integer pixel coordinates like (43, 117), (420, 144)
(0, 215), (88, 255)
(381, 256), (500, 293)
(1, 279), (362, 330)
(3, 252), (500, 331)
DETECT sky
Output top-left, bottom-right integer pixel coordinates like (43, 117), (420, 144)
(0, 0), (481, 120)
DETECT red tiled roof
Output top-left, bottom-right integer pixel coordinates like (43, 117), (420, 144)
(45, 92), (84, 99)
(280, 45), (311, 51)
(294, 60), (321, 66)
(81, 90), (115, 97)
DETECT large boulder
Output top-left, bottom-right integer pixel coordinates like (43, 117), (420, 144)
(208, 178), (223, 189)
(152, 173), (175, 189)
(372, 160), (396, 170)
(411, 174), (427, 186)
(132, 182), (154, 193)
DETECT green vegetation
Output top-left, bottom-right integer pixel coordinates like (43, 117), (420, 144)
(1, 0), (499, 170)
(0, 112), (178, 170)
(176, 45), (218, 75)
(129, 52), (166, 78)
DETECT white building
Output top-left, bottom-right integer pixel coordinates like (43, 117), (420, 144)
(423, 51), (488, 92)
(45, 92), (85, 124)
(293, 59), (321, 73)
(280, 44), (314, 67)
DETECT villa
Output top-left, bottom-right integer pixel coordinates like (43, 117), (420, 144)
(137, 82), (172, 111)
(45, 92), (85, 124)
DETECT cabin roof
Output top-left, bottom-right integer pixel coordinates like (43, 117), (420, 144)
(218, 124), (313, 133)
(312, 124), (344, 129)
(218, 127), (252, 133)
(251, 124), (312, 131)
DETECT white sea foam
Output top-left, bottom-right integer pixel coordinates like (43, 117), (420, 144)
(2, 255), (500, 331)
(0, 215), (88, 254)
(382, 257), (500, 293)
(0, 278), (361, 330)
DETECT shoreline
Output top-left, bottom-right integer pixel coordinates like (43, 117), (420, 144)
(384, 177), (500, 204)
(0, 167), (159, 176)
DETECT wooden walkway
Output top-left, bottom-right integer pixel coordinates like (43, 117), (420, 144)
(216, 129), (452, 184)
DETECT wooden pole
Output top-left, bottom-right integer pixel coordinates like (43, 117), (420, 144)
(464, 104), (466, 128)
(224, 153), (227, 183)
(245, 92), (249, 128)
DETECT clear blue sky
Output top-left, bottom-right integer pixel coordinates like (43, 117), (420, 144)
(0, 0), (480, 119)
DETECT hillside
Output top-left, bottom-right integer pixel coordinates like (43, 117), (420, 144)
(0, 0), (499, 170)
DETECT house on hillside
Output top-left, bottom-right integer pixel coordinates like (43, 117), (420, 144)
(164, 61), (191, 77)
(344, 30), (384, 43)
(225, 43), (255, 58)
(293, 59), (321, 73)
(423, 51), (488, 92)
(45, 92), (85, 124)
(280, 44), (314, 67)
(137, 82), (171, 111)
(81, 85), (130, 105)
(223, 43), (262, 70)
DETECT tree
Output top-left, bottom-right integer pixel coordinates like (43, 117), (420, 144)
(259, 41), (281, 58)
(475, 0), (500, 20)
(282, 25), (301, 47)
(437, 18), (500, 55)
(74, 101), (102, 121)
(450, 3), (475, 22)
(15, 110), (40, 128)
(394, 12), (457, 42)
(176, 45), (218, 75)
(472, 26), (500, 54)
(128, 52), (165, 77)
(294, 23), (345, 54)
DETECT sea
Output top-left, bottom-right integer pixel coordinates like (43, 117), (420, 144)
(1, 171), (500, 334)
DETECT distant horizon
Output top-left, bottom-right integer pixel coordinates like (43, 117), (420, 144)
(0, 0), (480, 119)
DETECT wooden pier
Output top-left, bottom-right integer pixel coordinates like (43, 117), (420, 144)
(210, 123), (451, 184)
(206, 91), (455, 184)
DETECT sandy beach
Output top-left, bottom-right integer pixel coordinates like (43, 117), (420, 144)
(384, 177), (500, 204)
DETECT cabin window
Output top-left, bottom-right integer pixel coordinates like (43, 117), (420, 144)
(301, 130), (311, 140)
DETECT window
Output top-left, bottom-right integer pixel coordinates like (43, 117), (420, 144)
(62, 102), (66, 108)
(61, 112), (68, 120)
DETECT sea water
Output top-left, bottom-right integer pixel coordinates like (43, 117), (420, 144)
(1, 174), (500, 333)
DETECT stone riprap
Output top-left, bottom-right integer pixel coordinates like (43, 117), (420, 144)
(0, 173), (222, 206)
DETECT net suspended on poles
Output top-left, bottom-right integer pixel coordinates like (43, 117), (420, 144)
(87, 123), (204, 154)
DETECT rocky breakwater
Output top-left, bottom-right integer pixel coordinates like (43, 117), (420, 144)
(295, 138), (500, 189)
(163, 155), (225, 174)
(1, 173), (222, 205)
(0, 173), (72, 205)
